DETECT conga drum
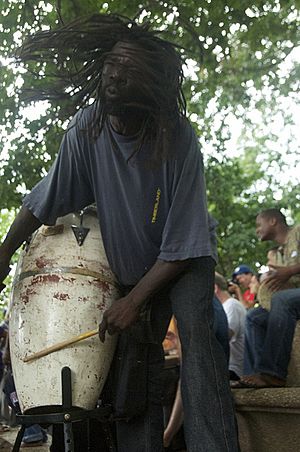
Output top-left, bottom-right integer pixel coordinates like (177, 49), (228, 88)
(9, 207), (119, 413)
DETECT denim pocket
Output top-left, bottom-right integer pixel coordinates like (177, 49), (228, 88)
(111, 333), (149, 418)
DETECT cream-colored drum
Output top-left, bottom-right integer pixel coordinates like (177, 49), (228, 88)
(9, 208), (119, 413)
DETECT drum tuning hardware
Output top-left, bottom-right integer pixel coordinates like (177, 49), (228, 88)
(71, 210), (90, 246)
(22, 234), (33, 253)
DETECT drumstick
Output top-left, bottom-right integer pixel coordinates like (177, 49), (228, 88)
(23, 328), (98, 363)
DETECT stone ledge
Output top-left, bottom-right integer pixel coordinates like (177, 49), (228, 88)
(232, 387), (300, 409)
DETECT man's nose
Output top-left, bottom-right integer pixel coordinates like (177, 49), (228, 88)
(110, 66), (127, 86)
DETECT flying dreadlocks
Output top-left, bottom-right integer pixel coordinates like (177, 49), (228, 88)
(17, 13), (187, 162)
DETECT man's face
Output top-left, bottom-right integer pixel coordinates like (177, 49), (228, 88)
(256, 215), (275, 241)
(100, 41), (151, 115)
(235, 273), (252, 289)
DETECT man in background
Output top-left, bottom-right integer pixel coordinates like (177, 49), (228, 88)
(233, 208), (300, 388)
(215, 273), (246, 381)
(230, 264), (256, 309)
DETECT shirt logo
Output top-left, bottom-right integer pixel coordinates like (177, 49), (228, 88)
(151, 188), (161, 224)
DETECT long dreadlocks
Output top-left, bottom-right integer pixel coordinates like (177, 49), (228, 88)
(17, 13), (187, 162)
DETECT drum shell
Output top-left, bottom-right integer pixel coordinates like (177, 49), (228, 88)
(9, 212), (119, 413)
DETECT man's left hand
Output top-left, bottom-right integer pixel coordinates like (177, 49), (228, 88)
(98, 296), (140, 342)
(264, 265), (292, 291)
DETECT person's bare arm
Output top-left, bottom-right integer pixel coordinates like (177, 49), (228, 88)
(163, 379), (184, 448)
(228, 282), (243, 302)
(0, 206), (42, 290)
(99, 258), (190, 342)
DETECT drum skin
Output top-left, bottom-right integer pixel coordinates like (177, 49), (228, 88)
(9, 211), (119, 413)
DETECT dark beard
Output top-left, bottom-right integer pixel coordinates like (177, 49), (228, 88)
(102, 100), (128, 116)
(99, 85), (151, 117)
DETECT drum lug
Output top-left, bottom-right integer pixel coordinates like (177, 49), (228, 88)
(22, 236), (32, 253)
(71, 210), (90, 246)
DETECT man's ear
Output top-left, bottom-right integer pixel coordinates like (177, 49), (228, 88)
(269, 217), (277, 226)
(214, 283), (218, 294)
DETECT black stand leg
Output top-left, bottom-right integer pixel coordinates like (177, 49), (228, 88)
(62, 366), (72, 410)
(12, 425), (25, 452)
(86, 418), (91, 452)
(63, 421), (75, 452)
(12, 366), (114, 452)
(62, 366), (75, 452)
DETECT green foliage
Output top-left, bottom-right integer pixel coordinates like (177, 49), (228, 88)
(0, 208), (20, 311)
(0, 0), (299, 282)
(206, 153), (277, 277)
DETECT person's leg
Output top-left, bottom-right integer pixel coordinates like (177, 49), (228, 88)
(257, 288), (300, 380)
(170, 257), (239, 452)
(114, 290), (172, 452)
(115, 343), (165, 452)
(22, 424), (47, 444)
(243, 307), (269, 374)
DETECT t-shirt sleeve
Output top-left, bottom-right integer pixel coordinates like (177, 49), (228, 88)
(285, 225), (300, 287)
(23, 112), (94, 225)
(158, 123), (216, 261)
(291, 225), (300, 262)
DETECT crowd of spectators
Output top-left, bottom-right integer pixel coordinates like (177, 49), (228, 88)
(1, 207), (298, 451)
(163, 208), (300, 450)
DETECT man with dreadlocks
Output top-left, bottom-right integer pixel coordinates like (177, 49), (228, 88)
(0, 14), (238, 452)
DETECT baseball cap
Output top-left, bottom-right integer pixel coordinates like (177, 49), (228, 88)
(232, 264), (253, 281)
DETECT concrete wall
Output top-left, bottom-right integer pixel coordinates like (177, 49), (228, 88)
(233, 322), (300, 452)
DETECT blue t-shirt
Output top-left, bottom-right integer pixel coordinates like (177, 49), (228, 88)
(24, 105), (217, 285)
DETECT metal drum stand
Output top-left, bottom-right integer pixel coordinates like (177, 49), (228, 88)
(12, 366), (114, 452)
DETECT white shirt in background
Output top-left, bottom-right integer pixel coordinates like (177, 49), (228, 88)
(222, 297), (247, 377)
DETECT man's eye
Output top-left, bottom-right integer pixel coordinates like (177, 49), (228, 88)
(105, 57), (119, 65)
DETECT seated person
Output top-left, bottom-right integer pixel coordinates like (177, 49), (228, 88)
(230, 265), (256, 309)
(2, 336), (48, 446)
(214, 273), (246, 381)
(248, 273), (261, 302)
(232, 208), (300, 388)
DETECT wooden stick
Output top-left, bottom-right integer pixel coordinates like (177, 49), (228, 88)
(23, 328), (98, 363)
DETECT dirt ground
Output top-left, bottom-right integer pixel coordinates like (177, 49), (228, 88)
(0, 427), (50, 451)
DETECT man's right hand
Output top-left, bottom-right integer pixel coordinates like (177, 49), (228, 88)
(228, 282), (242, 298)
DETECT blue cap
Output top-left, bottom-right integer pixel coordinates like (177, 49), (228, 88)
(232, 264), (253, 281)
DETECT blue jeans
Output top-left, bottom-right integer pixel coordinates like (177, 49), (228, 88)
(244, 289), (300, 379)
(114, 257), (238, 452)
